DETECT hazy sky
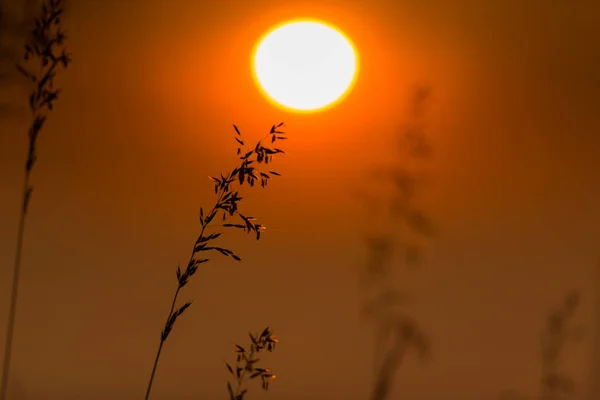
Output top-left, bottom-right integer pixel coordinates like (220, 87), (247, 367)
(1, 0), (599, 399)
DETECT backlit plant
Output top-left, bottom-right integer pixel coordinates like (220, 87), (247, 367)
(225, 326), (278, 400)
(144, 123), (287, 399)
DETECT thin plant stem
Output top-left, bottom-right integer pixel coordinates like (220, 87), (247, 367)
(235, 347), (255, 395)
(144, 122), (285, 399)
(0, 171), (32, 400)
(0, 1), (70, 397)
(144, 190), (225, 400)
(144, 286), (180, 400)
(371, 341), (407, 400)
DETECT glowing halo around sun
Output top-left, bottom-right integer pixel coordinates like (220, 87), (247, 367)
(251, 19), (359, 113)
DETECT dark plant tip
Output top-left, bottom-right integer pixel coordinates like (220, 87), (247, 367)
(148, 122), (287, 399)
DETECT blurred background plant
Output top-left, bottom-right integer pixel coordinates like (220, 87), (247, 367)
(539, 290), (584, 400)
(498, 290), (585, 400)
(357, 86), (435, 400)
(0, 0), (39, 116)
(0, 1), (70, 399)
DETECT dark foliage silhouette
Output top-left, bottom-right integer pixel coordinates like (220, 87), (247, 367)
(144, 123), (287, 399)
(1, 1), (70, 399)
(0, 0), (39, 115)
(225, 326), (278, 400)
(358, 86), (434, 400)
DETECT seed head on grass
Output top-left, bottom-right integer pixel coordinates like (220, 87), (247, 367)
(226, 326), (279, 400)
(14, 0), (71, 207)
(17, 0), (71, 173)
(144, 123), (287, 400)
(1, 1), (70, 399)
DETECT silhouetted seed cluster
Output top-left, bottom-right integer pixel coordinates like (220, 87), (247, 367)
(1, 0), (38, 87)
(15, 0), (70, 177)
(226, 327), (278, 400)
(146, 124), (287, 400)
(163, 123), (286, 341)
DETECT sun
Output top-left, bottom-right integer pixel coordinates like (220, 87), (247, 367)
(252, 19), (359, 113)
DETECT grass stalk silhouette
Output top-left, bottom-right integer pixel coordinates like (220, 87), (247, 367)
(225, 326), (278, 400)
(0, 1), (70, 399)
(144, 123), (287, 400)
(358, 86), (434, 400)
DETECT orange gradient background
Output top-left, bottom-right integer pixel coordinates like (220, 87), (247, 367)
(0, 0), (599, 399)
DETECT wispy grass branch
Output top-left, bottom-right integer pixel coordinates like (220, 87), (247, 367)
(144, 123), (287, 400)
(1, 1), (70, 399)
(225, 326), (278, 400)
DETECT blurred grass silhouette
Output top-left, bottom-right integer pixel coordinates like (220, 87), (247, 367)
(0, 0), (39, 116)
(1, 1), (70, 399)
(358, 86), (435, 400)
(144, 123), (287, 399)
(539, 290), (584, 400)
(499, 290), (585, 400)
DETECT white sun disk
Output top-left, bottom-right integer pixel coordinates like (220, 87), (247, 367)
(253, 21), (357, 112)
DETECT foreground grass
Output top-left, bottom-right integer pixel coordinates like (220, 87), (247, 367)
(144, 123), (287, 399)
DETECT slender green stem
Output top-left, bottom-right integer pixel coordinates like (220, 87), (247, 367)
(0, 170), (31, 400)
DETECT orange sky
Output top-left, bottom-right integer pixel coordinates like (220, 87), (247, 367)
(1, 0), (600, 399)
